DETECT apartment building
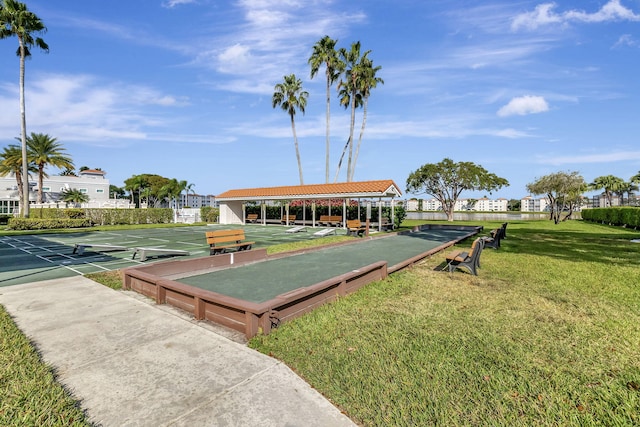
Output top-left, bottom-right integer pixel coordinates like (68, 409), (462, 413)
(0, 169), (111, 213)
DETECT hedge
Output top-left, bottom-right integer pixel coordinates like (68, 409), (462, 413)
(581, 207), (640, 228)
(6, 208), (175, 229)
(8, 218), (92, 230)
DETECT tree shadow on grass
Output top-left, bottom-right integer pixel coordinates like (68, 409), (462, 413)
(499, 223), (640, 266)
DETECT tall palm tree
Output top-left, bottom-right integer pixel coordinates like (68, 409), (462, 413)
(350, 57), (383, 181)
(26, 133), (74, 204)
(309, 35), (343, 183)
(0, 144), (36, 207)
(335, 41), (370, 182)
(590, 175), (625, 207)
(1, 0), (49, 217)
(272, 74), (308, 185)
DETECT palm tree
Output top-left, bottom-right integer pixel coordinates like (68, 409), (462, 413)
(335, 41), (370, 182)
(60, 188), (88, 207)
(181, 181), (195, 208)
(1, 0), (49, 217)
(0, 144), (36, 208)
(309, 35), (343, 183)
(272, 74), (308, 185)
(590, 175), (625, 207)
(124, 174), (148, 208)
(26, 133), (74, 204)
(351, 57), (383, 181)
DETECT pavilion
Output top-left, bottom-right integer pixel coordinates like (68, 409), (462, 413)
(216, 179), (402, 230)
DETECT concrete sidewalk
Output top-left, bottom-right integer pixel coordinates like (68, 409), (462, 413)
(0, 277), (356, 427)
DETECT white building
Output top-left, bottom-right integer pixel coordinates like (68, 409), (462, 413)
(404, 197), (508, 212)
(0, 169), (112, 214)
(179, 193), (218, 209)
(520, 196), (550, 212)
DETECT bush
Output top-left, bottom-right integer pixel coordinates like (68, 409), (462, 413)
(582, 207), (640, 228)
(0, 215), (12, 225)
(201, 206), (219, 223)
(7, 218), (92, 230)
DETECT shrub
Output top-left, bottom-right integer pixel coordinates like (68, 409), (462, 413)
(582, 207), (640, 228)
(201, 206), (219, 223)
(7, 218), (92, 230)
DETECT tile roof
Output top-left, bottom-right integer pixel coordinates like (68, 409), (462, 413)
(216, 179), (402, 201)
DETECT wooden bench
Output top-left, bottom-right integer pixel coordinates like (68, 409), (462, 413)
(281, 214), (296, 225)
(379, 218), (394, 231)
(346, 219), (366, 237)
(132, 247), (189, 262)
(73, 243), (127, 255)
(444, 238), (484, 276)
(206, 229), (255, 255)
(483, 225), (505, 249)
(246, 213), (259, 223)
(318, 215), (342, 227)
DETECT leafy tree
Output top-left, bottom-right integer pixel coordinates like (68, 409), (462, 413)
(1, 0), (49, 217)
(335, 41), (370, 182)
(25, 133), (74, 204)
(272, 74), (308, 185)
(406, 158), (509, 221)
(589, 175), (625, 207)
(124, 174), (149, 207)
(0, 144), (36, 208)
(309, 35), (342, 183)
(526, 171), (587, 224)
(109, 184), (125, 199)
(351, 56), (383, 181)
(508, 199), (521, 211)
(60, 188), (88, 207)
(158, 178), (183, 209)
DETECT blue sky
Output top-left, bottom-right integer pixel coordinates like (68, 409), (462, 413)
(1, 0), (640, 199)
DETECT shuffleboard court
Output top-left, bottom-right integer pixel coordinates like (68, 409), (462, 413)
(179, 228), (473, 303)
(0, 225), (343, 287)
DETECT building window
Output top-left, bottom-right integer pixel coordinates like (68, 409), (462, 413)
(96, 189), (104, 193)
(42, 186), (51, 192)
(79, 188), (87, 194)
(0, 200), (20, 214)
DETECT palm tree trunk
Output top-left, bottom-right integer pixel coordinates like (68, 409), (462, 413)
(333, 137), (351, 183)
(350, 96), (369, 182)
(346, 88), (356, 182)
(18, 37), (30, 217)
(325, 72), (331, 184)
(290, 113), (304, 185)
(38, 165), (44, 204)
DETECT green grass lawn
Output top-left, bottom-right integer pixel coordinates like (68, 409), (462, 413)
(249, 220), (640, 426)
(0, 305), (89, 426)
(2, 219), (639, 425)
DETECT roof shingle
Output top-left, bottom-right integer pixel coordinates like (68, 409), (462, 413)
(216, 180), (402, 201)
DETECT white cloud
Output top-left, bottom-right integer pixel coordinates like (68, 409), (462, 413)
(497, 95), (549, 117)
(162, 0), (197, 8)
(544, 151), (640, 165)
(0, 73), (188, 144)
(613, 34), (639, 48)
(512, 1), (640, 31)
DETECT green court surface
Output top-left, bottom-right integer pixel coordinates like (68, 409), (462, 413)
(179, 228), (473, 303)
(0, 225), (341, 287)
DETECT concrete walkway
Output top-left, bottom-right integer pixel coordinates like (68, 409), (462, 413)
(0, 277), (356, 427)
